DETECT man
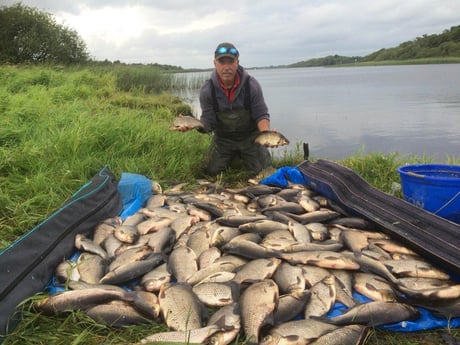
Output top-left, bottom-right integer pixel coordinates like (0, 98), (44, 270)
(180, 42), (273, 176)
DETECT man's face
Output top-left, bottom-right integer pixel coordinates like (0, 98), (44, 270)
(214, 57), (239, 85)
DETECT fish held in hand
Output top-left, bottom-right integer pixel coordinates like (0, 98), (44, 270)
(254, 130), (290, 147)
(169, 114), (204, 131)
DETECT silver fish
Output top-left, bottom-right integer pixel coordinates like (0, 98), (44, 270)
(208, 303), (241, 345)
(170, 214), (200, 239)
(261, 230), (299, 253)
(239, 219), (290, 235)
(136, 217), (173, 235)
(187, 226), (211, 258)
(305, 222), (329, 241)
(397, 277), (452, 291)
(288, 221), (312, 244)
(195, 271), (236, 286)
(158, 282), (208, 331)
(34, 288), (127, 315)
(397, 282), (460, 300)
(370, 238), (418, 256)
(223, 239), (278, 259)
(92, 217), (121, 246)
(192, 281), (240, 307)
(315, 301), (420, 327)
(167, 245), (198, 283)
(263, 202), (307, 215)
(74, 234), (108, 259)
(67, 281), (126, 294)
(383, 259), (451, 280)
(138, 316), (228, 344)
(99, 253), (164, 285)
(232, 257), (282, 284)
(186, 256), (247, 286)
(113, 224), (139, 244)
(301, 265), (332, 288)
(297, 194), (320, 212)
(108, 245), (152, 272)
(169, 114), (204, 131)
(354, 272), (397, 302)
(122, 213), (146, 227)
(309, 324), (369, 345)
(54, 260), (80, 284)
(253, 130), (290, 147)
(239, 279), (279, 345)
(85, 300), (151, 327)
(198, 246), (222, 269)
(77, 252), (107, 285)
(279, 251), (360, 270)
(103, 234), (123, 259)
(145, 194), (168, 209)
(216, 214), (268, 227)
(286, 209), (341, 224)
(146, 226), (176, 253)
(140, 262), (171, 292)
(272, 261), (306, 294)
(210, 225), (242, 247)
(343, 251), (400, 286)
(128, 290), (161, 319)
(260, 319), (338, 345)
(274, 290), (311, 324)
(304, 274), (337, 318)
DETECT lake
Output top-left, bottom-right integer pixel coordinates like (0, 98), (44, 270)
(176, 64), (460, 162)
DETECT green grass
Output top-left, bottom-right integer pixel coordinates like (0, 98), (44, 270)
(1, 64), (459, 344)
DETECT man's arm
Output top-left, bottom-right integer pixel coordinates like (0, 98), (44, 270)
(257, 118), (270, 131)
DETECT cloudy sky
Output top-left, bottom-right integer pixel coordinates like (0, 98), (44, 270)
(3, 0), (460, 68)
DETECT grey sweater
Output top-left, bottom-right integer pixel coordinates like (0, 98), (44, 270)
(198, 65), (270, 133)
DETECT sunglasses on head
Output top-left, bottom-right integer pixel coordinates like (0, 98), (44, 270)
(215, 46), (239, 56)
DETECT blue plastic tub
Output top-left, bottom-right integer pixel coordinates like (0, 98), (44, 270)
(397, 164), (460, 223)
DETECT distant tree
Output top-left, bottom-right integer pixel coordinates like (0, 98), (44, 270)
(0, 3), (89, 64)
(363, 24), (460, 62)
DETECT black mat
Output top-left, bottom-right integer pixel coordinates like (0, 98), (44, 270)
(297, 159), (460, 277)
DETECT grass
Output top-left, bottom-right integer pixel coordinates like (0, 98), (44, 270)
(1, 64), (459, 344)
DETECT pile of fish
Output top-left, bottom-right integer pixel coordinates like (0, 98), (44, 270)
(34, 180), (460, 345)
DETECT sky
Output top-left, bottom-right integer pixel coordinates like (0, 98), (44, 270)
(2, 0), (460, 69)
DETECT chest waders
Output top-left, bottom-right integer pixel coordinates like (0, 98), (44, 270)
(204, 80), (272, 176)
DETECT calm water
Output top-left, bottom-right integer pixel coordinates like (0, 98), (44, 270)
(178, 64), (460, 161)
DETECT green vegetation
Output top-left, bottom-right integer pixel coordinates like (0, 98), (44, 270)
(1, 65), (459, 345)
(289, 24), (460, 67)
(364, 25), (460, 62)
(289, 55), (363, 67)
(0, 65), (204, 248)
(0, 3), (89, 64)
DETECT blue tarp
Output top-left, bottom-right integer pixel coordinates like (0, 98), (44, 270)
(117, 172), (153, 220)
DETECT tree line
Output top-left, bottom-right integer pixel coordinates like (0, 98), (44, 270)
(363, 25), (460, 61)
(0, 3), (181, 70)
(288, 25), (460, 67)
(0, 3), (89, 64)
